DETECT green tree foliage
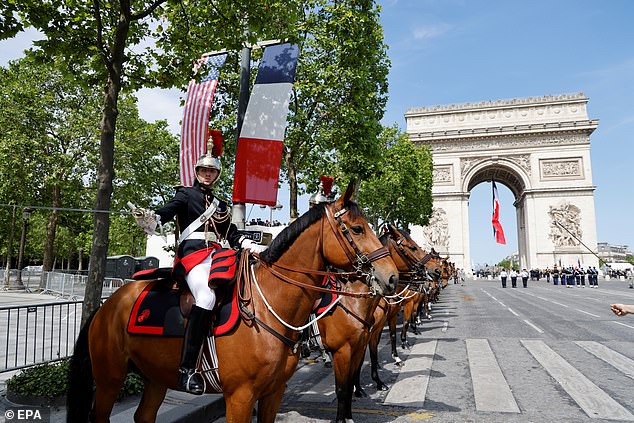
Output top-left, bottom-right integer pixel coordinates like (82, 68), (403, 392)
(283, 0), (390, 217)
(498, 258), (511, 270)
(0, 57), (177, 273)
(6, 0), (310, 322)
(357, 125), (433, 229)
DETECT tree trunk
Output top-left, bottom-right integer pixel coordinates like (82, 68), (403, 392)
(40, 185), (60, 289)
(83, 13), (129, 326)
(286, 150), (299, 220)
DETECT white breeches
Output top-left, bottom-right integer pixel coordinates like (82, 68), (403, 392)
(186, 253), (216, 310)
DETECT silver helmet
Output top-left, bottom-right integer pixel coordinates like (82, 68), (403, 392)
(308, 184), (328, 206)
(194, 135), (222, 187)
(309, 176), (335, 206)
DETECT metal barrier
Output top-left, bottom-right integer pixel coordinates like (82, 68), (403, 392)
(2, 270), (128, 299)
(0, 301), (83, 372)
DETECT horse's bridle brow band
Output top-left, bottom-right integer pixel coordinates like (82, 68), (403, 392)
(324, 205), (391, 270)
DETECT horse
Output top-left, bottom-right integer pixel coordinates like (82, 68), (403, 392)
(359, 226), (443, 392)
(66, 183), (398, 423)
(312, 223), (430, 421)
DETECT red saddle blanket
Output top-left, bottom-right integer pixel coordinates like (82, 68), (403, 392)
(127, 280), (239, 337)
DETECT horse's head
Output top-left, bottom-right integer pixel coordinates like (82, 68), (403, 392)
(322, 183), (398, 296)
(381, 224), (440, 285)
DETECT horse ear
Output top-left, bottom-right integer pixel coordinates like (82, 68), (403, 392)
(341, 181), (355, 203)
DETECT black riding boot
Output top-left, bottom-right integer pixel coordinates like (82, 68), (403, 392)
(177, 305), (213, 395)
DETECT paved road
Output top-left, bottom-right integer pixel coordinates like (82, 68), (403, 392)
(213, 278), (634, 422)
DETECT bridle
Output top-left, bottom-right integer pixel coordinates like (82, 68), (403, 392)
(255, 202), (391, 298)
(386, 230), (438, 282)
(324, 204), (391, 274)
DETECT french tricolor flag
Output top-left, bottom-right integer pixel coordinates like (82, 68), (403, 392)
(232, 43), (299, 206)
(492, 180), (506, 245)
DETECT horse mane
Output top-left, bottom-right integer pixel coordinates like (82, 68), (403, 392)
(259, 200), (363, 264)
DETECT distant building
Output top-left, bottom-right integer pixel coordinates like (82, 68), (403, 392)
(597, 242), (632, 263)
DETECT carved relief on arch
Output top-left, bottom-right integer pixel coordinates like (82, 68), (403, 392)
(432, 164), (454, 185)
(509, 154), (531, 176)
(548, 202), (582, 247)
(422, 207), (450, 249)
(461, 154), (530, 179)
(461, 157), (487, 179)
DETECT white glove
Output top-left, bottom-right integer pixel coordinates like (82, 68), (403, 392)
(133, 208), (159, 235)
(240, 236), (267, 253)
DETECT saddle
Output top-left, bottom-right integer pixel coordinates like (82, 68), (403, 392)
(127, 248), (241, 337)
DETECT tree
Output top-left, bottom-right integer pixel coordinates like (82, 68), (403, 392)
(498, 258), (511, 270)
(0, 57), (98, 283)
(283, 0), (390, 218)
(357, 125), (433, 229)
(5, 0), (308, 324)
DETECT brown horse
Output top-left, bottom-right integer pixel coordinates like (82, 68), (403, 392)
(66, 184), (398, 423)
(317, 278), (382, 422)
(359, 226), (443, 392)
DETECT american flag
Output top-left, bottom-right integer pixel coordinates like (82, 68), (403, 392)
(180, 53), (227, 186)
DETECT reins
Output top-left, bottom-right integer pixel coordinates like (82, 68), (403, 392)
(235, 201), (392, 352)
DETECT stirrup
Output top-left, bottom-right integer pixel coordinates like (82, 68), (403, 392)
(178, 368), (205, 395)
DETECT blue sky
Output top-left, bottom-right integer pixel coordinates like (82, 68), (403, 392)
(1, 1), (632, 266)
(378, 0), (634, 266)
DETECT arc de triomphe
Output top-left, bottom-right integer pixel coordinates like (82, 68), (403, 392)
(406, 93), (600, 274)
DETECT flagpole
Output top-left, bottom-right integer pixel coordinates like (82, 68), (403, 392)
(231, 42), (251, 230)
(231, 38), (282, 230)
(553, 221), (609, 267)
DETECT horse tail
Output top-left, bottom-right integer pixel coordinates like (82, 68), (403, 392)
(66, 308), (98, 423)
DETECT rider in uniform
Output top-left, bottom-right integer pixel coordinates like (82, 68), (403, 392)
(134, 133), (263, 395)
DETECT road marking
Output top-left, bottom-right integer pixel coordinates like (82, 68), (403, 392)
(466, 338), (519, 413)
(575, 309), (600, 317)
(523, 319), (544, 333)
(576, 341), (634, 379)
(507, 307), (519, 316)
(522, 339), (634, 421)
(297, 368), (335, 403)
(384, 340), (437, 407)
(613, 321), (634, 330)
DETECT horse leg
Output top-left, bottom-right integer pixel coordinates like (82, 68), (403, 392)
(368, 329), (388, 391)
(401, 302), (412, 350)
(353, 357), (367, 398)
(93, 374), (126, 423)
(388, 312), (403, 366)
(332, 348), (355, 423)
(134, 382), (167, 423)
(256, 385), (286, 423)
(225, 389), (258, 423)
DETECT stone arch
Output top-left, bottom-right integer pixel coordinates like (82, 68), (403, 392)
(406, 93), (600, 274)
(462, 158), (530, 200)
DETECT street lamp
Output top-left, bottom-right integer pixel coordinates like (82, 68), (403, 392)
(14, 207), (33, 289)
(259, 203), (283, 226)
(4, 205), (16, 288)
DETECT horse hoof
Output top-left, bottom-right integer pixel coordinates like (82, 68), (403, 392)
(427, 315), (433, 320)
(355, 388), (368, 398)
(377, 383), (389, 391)
(324, 361), (332, 368)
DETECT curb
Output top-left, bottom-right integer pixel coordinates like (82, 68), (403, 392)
(159, 394), (225, 423)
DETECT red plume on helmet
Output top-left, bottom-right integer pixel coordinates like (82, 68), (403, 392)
(320, 175), (334, 196)
(207, 128), (223, 157)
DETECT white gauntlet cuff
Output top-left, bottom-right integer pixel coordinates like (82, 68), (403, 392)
(240, 238), (267, 253)
(134, 209), (159, 235)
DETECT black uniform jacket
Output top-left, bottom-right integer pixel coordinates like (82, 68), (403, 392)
(155, 181), (242, 259)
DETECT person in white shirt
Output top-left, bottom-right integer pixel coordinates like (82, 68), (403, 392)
(520, 268), (529, 288)
(510, 269), (518, 288)
(500, 269), (508, 288)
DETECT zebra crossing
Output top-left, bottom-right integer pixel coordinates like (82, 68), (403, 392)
(288, 328), (634, 420)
